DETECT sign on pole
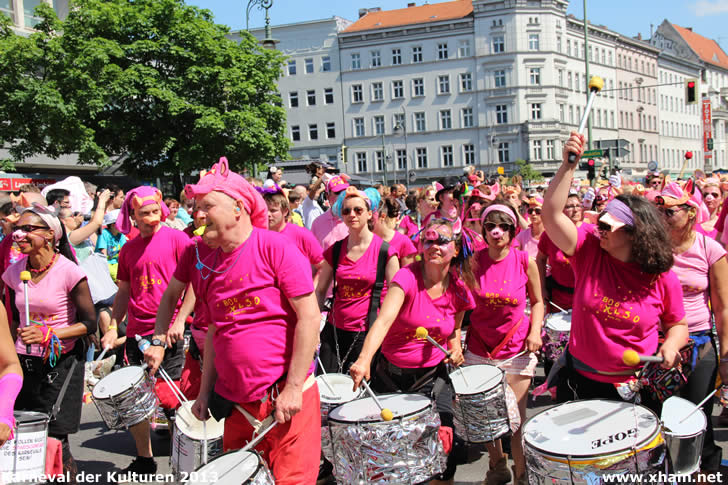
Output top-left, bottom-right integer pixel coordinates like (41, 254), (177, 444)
(582, 149), (605, 158)
(703, 99), (713, 159)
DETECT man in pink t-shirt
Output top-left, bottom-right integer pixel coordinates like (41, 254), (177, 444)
(145, 158), (321, 485)
(311, 175), (349, 251)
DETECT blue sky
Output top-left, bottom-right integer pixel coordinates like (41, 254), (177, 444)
(188, 0), (728, 48)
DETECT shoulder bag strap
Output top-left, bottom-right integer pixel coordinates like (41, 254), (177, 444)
(366, 241), (390, 327)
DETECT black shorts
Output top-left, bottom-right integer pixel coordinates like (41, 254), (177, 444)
(124, 338), (184, 380)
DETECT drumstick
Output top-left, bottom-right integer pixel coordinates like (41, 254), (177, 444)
(316, 356), (339, 398)
(496, 350), (528, 368)
(202, 420), (208, 465)
(415, 326), (469, 385)
(20, 271), (31, 354)
(678, 391), (716, 424)
(622, 349), (664, 366)
(567, 76), (605, 164)
(95, 346), (110, 362)
(549, 301), (569, 314)
(359, 379), (393, 421)
(241, 418), (278, 452)
(158, 366), (189, 405)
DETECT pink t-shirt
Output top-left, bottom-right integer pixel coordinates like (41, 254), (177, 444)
(671, 233), (726, 332)
(538, 232), (576, 310)
(695, 223), (718, 240)
(387, 230), (417, 261)
(117, 226), (192, 337)
(569, 226), (686, 383)
(174, 229), (314, 403)
(398, 216), (419, 239)
(714, 198), (728, 233)
(323, 235), (397, 332)
(280, 223), (324, 267)
(311, 210), (348, 251)
(514, 228), (541, 260)
(383, 264), (474, 368)
(187, 236), (209, 353)
(468, 249), (530, 359)
(3, 256), (85, 357)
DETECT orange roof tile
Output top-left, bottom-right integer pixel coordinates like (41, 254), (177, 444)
(343, 0), (473, 33)
(673, 24), (728, 70)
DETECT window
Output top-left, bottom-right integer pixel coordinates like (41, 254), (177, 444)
(546, 140), (554, 160)
(393, 113), (405, 130)
(324, 88), (334, 104)
(460, 73), (473, 92)
(531, 103), (542, 120)
(569, 105), (574, 124)
(567, 39), (571, 56)
(356, 152), (367, 172)
(558, 69), (564, 87)
(372, 82), (384, 102)
(458, 39), (471, 57)
(416, 147), (428, 168)
(556, 36), (562, 53)
(494, 70), (506, 87)
(441, 146), (454, 167)
(354, 118), (365, 137)
(371, 50), (381, 67)
(396, 149), (407, 170)
(463, 144), (475, 165)
(492, 35), (504, 53)
(498, 142), (510, 163)
(307, 90), (316, 106)
(287, 60), (296, 75)
(559, 104), (565, 122)
(351, 53), (361, 70)
(528, 34), (540, 51)
(309, 124), (318, 140)
(440, 110), (452, 129)
(291, 125), (300, 141)
(462, 107), (474, 128)
(529, 68), (541, 85)
(392, 48), (402, 65)
(321, 56), (331, 72)
(305, 58), (314, 74)
(532, 140), (542, 160)
(414, 112), (426, 132)
(438, 75), (450, 94)
(392, 80), (404, 99)
(412, 46), (423, 63)
(375, 151), (385, 172)
(289, 92), (298, 108)
(413, 78), (425, 97)
(374, 115), (385, 135)
(352, 84), (363, 103)
(326, 122), (336, 139)
(438, 43), (449, 60)
(496, 105), (508, 124)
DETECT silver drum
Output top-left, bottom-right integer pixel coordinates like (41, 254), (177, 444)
(542, 311), (571, 362)
(451, 365), (510, 443)
(184, 450), (274, 485)
(91, 366), (158, 430)
(661, 396), (706, 476)
(0, 411), (48, 484)
(171, 402), (225, 480)
(316, 373), (363, 461)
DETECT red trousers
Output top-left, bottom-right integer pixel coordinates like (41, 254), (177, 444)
(180, 352), (202, 400)
(223, 382), (321, 485)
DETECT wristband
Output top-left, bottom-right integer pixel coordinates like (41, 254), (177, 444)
(108, 325), (118, 331)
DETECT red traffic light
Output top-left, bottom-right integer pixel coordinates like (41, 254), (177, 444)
(688, 81), (695, 88)
(588, 159), (595, 166)
(685, 151), (693, 159)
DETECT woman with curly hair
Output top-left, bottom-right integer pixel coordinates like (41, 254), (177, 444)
(541, 132), (688, 406)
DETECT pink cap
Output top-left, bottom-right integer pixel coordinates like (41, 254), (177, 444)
(326, 175), (349, 193)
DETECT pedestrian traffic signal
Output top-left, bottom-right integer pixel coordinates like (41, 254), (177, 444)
(707, 138), (714, 151)
(340, 145), (347, 164)
(579, 159), (596, 181)
(685, 79), (698, 105)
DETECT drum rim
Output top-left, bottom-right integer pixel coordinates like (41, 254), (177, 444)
(12, 411), (50, 425)
(450, 365), (504, 395)
(522, 399), (663, 459)
(92, 365), (147, 398)
(327, 393), (432, 424)
(317, 374), (364, 404)
(191, 449), (264, 483)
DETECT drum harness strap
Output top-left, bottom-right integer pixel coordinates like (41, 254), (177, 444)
(466, 316), (524, 360)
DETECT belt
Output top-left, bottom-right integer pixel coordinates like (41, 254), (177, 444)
(234, 374), (316, 433)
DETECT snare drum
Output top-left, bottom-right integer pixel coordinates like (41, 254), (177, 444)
(91, 366), (158, 430)
(524, 400), (668, 484)
(0, 411), (48, 483)
(542, 311), (571, 362)
(328, 393), (445, 484)
(316, 373), (363, 461)
(184, 450), (274, 485)
(171, 402), (225, 480)
(661, 396), (706, 476)
(451, 365), (510, 443)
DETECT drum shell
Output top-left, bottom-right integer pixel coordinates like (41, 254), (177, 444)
(451, 365), (510, 443)
(664, 428), (704, 477)
(171, 403), (225, 480)
(0, 411), (48, 484)
(185, 450), (274, 485)
(317, 374), (363, 462)
(91, 366), (158, 430)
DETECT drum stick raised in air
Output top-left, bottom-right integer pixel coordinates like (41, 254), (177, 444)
(622, 349), (665, 366)
(241, 418), (278, 452)
(359, 379), (393, 421)
(20, 271), (31, 354)
(567, 76), (605, 164)
(415, 326), (469, 385)
(678, 391), (716, 424)
(316, 356), (339, 398)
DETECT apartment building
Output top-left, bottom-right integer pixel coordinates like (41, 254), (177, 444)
(2, 0), (68, 34)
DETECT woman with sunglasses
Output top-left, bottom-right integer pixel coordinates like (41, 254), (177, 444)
(374, 197), (417, 267)
(463, 200), (544, 485)
(350, 217), (476, 485)
(697, 179), (723, 238)
(514, 196), (544, 260)
(541, 132), (688, 407)
(3, 204), (96, 482)
(654, 181), (728, 474)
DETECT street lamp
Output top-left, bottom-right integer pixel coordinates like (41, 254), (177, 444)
(394, 118), (408, 186)
(246, 0), (278, 49)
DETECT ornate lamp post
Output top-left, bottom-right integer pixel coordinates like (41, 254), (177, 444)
(246, 0), (278, 49)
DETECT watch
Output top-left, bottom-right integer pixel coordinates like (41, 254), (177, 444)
(150, 338), (165, 348)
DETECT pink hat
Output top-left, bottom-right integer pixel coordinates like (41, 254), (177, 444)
(326, 175), (349, 193)
(117, 186), (169, 235)
(656, 180), (710, 224)
(185, 157), (268, 229)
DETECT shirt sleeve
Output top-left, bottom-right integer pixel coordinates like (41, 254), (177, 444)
(268, 234), (314, 299)
(391, 267), (415, 297)
(302, 229), (324, 265)
(714, 199), (728, 233)
(116, 242), (131, 283)
(399, 233), (418, 258)
(660, 270), (686, 326)
(173, 243), (196, 284)
(453, 279), (476, 313)
(64, 258), (87, 291)
(95, 231), (109, 251)
(704, 235), (727, 266)
(537, 231), (551, 253)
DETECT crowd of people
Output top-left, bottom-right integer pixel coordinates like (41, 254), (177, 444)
(0, 135), (724, 485)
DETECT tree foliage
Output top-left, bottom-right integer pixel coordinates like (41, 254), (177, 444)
(0, 0), (289, 177)
(514, 159), (544, 184)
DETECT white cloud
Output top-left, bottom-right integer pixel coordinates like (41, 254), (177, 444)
(692, 0), (728, 16)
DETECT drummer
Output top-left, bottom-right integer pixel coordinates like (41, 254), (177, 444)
(146, 158), (322, 485)
(350, 217), (476, 484)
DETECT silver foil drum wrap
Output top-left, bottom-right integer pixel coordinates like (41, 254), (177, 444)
(542, 312), (571, 362)
(328, 394), (446, 484)
(91, 366), (158, 430)
(451, 365), (510, 443)
(186, 450), (274, 485)
(318, 374), (364, 462)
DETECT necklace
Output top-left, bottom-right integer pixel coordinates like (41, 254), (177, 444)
(27, 253), (58, 274)
(194, 239), (249, 280)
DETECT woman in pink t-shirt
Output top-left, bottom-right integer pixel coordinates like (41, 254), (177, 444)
(374, 198), (417, 267)
(697, 179), (722, 238)
(655, 181), (728, 472)
(464, 200), (544, 485)
(542, 132), (688, 403)
(514, 196), (544, 260)
(350, 217), (476, 483)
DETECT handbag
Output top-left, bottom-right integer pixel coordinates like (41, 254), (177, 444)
(80, 252), (118, 304)
(640, 339), (695, 402)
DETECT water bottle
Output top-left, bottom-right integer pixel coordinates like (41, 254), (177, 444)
(136, 334), (150, 352)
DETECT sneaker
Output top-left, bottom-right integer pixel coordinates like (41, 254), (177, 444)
(316, 459), (334, 485)
(483, 456), (511, 485)
(116, 456), (157, 483)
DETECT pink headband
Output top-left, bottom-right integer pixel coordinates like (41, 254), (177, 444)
(118, 186), (169, 234)
(480, 204), (516, 227)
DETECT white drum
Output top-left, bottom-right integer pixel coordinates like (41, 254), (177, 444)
(316, 373), (363, 461)
(328, 393), (445, 484)
(661, 396), (707, 476)
(0, 411), (48, 484)
(184, 450), (274, 485)
(524, 400), (668, 484)
(451, 365), (510, 443)
(542, 311), (572, 361)
(171, 402), (225, 480)
(91, 366), (158, 430)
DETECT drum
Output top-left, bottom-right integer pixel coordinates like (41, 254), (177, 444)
(542, 311), (571, 361)
(661, 396), (706, 476)
(171, 402), (225, 480)
(316, 373), (363, 461)
(328, 393), (445, 484)
(91, 365), (158, 430)
(184, 450), (274, 485)
(451, 365), (510, 443)
(0, 411), (48, 484)
(523, 400), (668, 484)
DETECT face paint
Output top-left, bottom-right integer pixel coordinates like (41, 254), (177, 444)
(12, 229), (27, 242)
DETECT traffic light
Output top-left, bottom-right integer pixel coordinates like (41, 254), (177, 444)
(339, 145), (347, 164)
(579, 159), (596, 181)
(707, 138), (714, 151)
(685, 78), (698, 105)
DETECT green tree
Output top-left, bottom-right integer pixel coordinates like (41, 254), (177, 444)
(514, 159), (544, 185)
(0, 0), (289, 179)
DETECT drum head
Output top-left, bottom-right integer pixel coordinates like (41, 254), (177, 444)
(193, 450), (259, 484)
(13, 411), (49, 425)
(545, 311), (572, 332)
(661, 396), (707, 437)
(92, 366), (144, 399)
(328, 393), (430, 423)
(175, 402), (225, 440)
(317, 374), (362, 404)
(450, 365), (503, 395)
(523, 400), (661, 457)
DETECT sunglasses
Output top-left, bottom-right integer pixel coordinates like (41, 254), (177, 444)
(597, 220), (614, 233)
(527, 208), (542, 215)
(595, 196), (607, 203)
(342, 206), (366, 216)
(484, 222), (513, 232)
(657, 206), (687, 218)
(422, 235), (455, 247)
(704, 192), (720, 198)
(16, 224), (49, 233)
